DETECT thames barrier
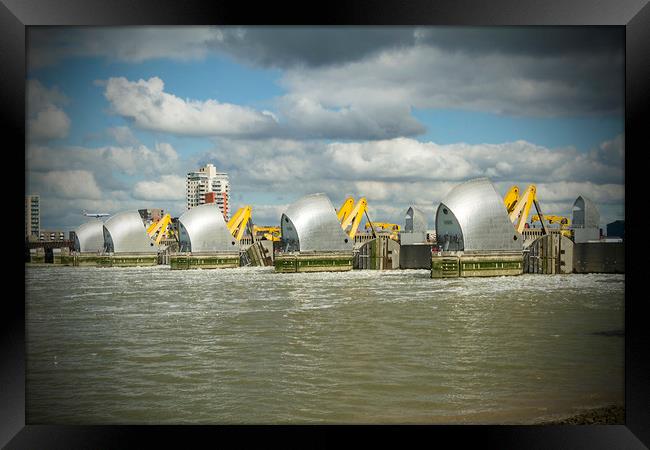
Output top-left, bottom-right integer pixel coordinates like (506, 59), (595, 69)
(26, 177), (624, 276)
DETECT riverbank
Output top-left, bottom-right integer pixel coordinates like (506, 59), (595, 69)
(539, 405), (624, 425)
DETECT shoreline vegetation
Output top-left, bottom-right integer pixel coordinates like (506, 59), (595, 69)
(538, 405), (624, 425)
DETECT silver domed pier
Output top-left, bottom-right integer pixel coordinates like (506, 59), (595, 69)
(170, 203), (240, 270)
(62, 212), (159, 267)
(60, 219), (106, 266)
(571, 195), (601, 243)
(398, 205), (433, 270)
(74, 220), (105, 253)
(432, 178), (524, 278)
(275, 193), (354, 273)
(401, 206), (428, 245)
(98, 211), (158, 267)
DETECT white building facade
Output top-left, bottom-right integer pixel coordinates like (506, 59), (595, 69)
(25, 194), (40, 239)
(186, 164), (230, 220)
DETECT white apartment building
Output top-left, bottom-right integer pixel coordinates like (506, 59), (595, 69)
(25, 194), (40, 239)
(186, 164), (230, 220)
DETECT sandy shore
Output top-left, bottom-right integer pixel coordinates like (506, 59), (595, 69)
(539, 405), (624, 425)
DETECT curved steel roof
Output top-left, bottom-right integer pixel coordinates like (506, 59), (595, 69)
(280, 193), (353, 252)
(572, 196), (600, 228)
(103, 211), (156, 253)
(178, 203), (238, 252)
(435, 178), (522, 251)
(405, 206), (428, 232)
(74, 219), (104, 252)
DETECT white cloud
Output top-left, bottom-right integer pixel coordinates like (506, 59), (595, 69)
(26, 133), (624, 230)
(31, 170), (102, 200)
(199, 135), (623, 227)
(100, 75), (425, 140)
(29, 107), (71, 140)
(203, 136), (624, 189)
(325, 138), (478, 181)
(27, 79), (68, 111)
(533, 182), (624, 204)
(28, 141), (181, 177)
(26, 139), (193, 230)
(589, 134), (624, 166)
(107, 126), (139, 145)
(133, 175), (186, 200)
(29, 28), (622, 143)
(322, 137), (623, 185)
(100, 56), (622, 140)
(103, 77), (279, 137)
(277, 95), (425, 139)
(97, 50), (623, 141)
(103, 142), (180, 176)
(279, 44), (623, 120)
(27, 80), (71, 141)
(244, 203), (290, 226)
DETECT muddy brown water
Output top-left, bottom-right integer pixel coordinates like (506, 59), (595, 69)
(26, 266), (624, 424)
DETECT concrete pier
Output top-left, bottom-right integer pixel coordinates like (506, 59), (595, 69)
(458, 252), (523, 277)
(275, 252), (353, 273)
(354, 236), (400, 270)
(60, 254), (75, 266)
(430, 256), (460, 278)
(170, 252), (240, 270)
(28, 248), (45, 264)
(524, 234), (574, 274)
(71, 254), (104, 266)
(52, 248), (63, 264)
(400, 244), (434, 269)
(97, 253), (158, 267)
(82, 254), (106, 266)
(573, 242), (624, 273)
(432, 251), (523, 278)
(245, 241), (274, 267)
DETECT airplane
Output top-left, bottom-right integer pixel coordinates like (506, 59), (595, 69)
(82, 209), (110, 218)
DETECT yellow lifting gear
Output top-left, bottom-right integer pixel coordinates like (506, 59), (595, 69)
(532, 214), (572, 238)
(505, 184), (548, 235)
(340, 197), (377, 239)
(336, 197), (355, 223)
(227, 206), (253, 241)
(147, 213), (172, 245)
(503, 185), (520, 214)
(532, 214), (570, 226)
(366, 222), (400, 240)
(366, 222), (400, 231)
(253, 226), (281, 242)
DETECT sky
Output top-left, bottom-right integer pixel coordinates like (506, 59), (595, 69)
(25, 26), (625, 232)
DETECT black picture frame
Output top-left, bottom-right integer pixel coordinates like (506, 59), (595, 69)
(5, 0), (648, 447)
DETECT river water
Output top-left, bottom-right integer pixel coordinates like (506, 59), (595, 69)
(25, 266), (624, 424)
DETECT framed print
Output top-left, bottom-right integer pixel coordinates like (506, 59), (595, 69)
(4, 0), (649, 447)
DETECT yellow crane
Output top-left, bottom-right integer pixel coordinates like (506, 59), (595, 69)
(532, 214), (570, 226)
(504, 184), (547, 235)
(366, 222), (400, 240)
(337, 196), (355, 223)
(503, 185), (520, 214)
(146, 213), (172, 245)
(253, 226), (281, 242)
(532, 214), (572, 237)
(340, 197), (376, 239)
(227, 206), (253, 241)
(366, 222), (400, 232)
